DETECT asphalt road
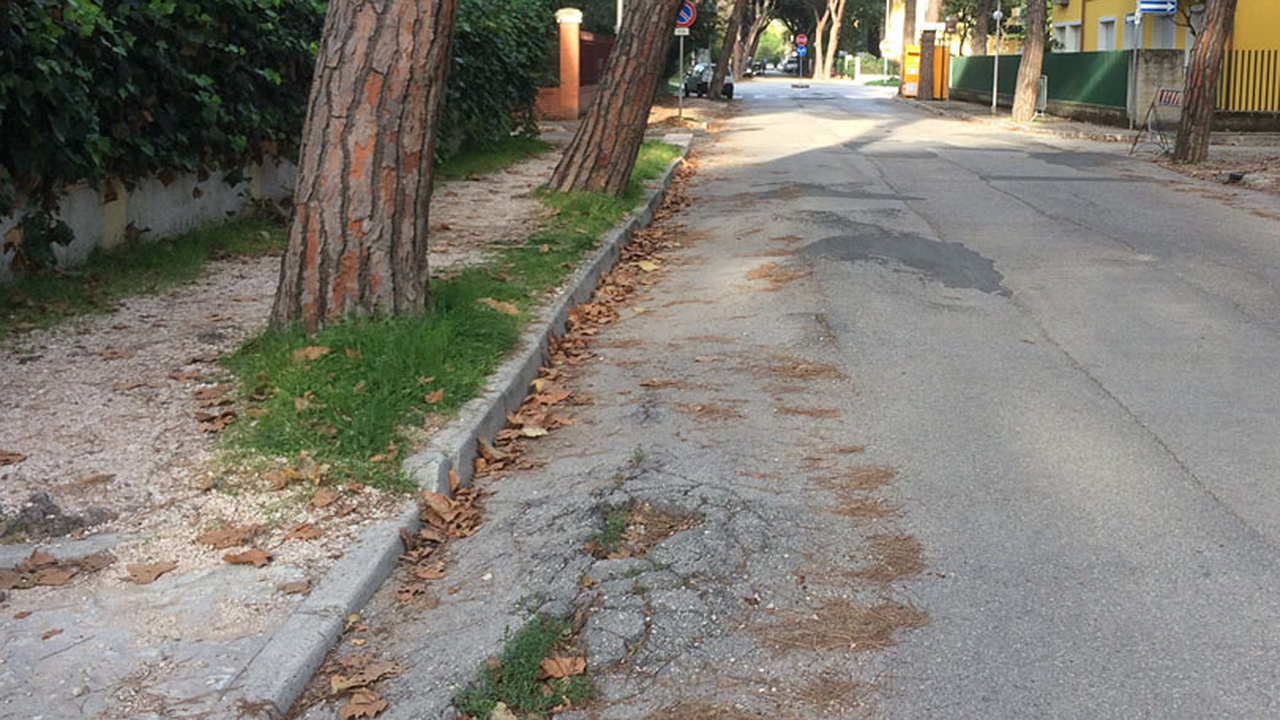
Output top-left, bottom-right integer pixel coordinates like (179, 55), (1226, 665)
(739, 79), (1280, 718)
(311, 81), (1280, 720)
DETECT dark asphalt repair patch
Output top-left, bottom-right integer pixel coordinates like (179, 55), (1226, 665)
(802, 223), (1009, 296)
(750, 183), (922, 201)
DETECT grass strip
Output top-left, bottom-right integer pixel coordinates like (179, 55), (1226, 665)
(437, 136), (552, 181)
(225, 142), (682, 490)
(454, 615), (592, 719)
(0, 217), (284, 341)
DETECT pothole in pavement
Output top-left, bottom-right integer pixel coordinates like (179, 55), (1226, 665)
(802, 221), (1010, 296)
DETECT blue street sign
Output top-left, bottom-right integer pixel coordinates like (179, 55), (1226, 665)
(676, 1), (696, 27)
(796, 46), (807, 57)
(1137, 0), (1176, 14)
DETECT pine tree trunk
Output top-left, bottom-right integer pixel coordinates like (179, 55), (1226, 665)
(821, 0), (847, 80)
(919, 31), (936, 99)
(1174, 0), (1238, 163)
(548, 0), (683, 195)
(712, 0), (747, 97)
(973, 0), (991, 55)
(916, 0), (942, 99)
(1010, 0), (1046, 121)
(271, 0), (457, 332)
(812, 7), (831, 80)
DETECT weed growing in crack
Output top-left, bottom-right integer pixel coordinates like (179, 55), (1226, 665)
(631, 446), (646, 467)
(454, 615), (592, 719)
(588, 505), (632, 557)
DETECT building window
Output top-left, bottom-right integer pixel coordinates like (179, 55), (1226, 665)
(1052, 22), (1082, 53)
(1098, 17), (1116, 51)
(1122, 14), (1139, 49)
(1151, 15), (1176, 49)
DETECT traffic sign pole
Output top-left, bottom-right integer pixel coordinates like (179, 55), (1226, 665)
(675, 1), (695, 120)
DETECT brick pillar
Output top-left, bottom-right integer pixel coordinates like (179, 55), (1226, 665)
(556, 8), (583, 119)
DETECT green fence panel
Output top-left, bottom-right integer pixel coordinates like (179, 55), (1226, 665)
(951, 51), (1129, 107)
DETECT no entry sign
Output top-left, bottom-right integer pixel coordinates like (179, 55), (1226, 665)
(676, 1), (696, 27)
(796, 33), (808, 46)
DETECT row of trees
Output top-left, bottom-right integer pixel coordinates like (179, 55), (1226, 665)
(274, 0), (684, 329)
(277, 0), (1239, 328)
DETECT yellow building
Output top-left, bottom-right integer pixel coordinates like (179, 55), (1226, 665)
(1049, 0), (1280, 53)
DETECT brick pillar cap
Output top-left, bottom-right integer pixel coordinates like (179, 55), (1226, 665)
(556, 8), (583, 24)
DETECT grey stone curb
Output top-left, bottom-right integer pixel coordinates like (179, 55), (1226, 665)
(212, 136), (691, 718)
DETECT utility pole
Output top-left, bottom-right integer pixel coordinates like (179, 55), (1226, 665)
(991, 2), (1002, 115)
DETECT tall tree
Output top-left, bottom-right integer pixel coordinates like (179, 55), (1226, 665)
(1010, 0), (1046, 121)
(549, 0), (683, 195)
(971, 0), (990, 54)
(712, 0), (749, 97)
(1174, 0), (1238, 162)
(917, 0), (943, 98)
(734, 0), (776, 81)
(819, 0), (848, 80)
(812, 3), (832, 78)
(271, 0), (457, 332)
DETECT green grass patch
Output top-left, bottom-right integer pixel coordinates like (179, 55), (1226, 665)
(454, 615), (593, 719)
(588, 505), (631, 557)
(226, 143), (681, 491)
(865, 77), (901, 87)
(0, 216), (284, 341)
(437, 136), (551, 181)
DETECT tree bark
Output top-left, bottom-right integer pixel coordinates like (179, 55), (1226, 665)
(916, 0), (942, 99)
(271, 0), (457, 332)
(1174, 0), (1238, 163)
(919, 30), (936, 99)
(1010, 0), (1046, 121)
(812, 6), (831, 79)
(712, 0), (748, 97)
(972, 0), (990, 55)
(820, 0), (847, 80)
(549, 0), (683, 195)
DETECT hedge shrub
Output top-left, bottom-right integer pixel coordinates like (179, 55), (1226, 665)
(0, 0), (322, 216)
(0, 0), (555, 271)
(440, 0), (555, 153)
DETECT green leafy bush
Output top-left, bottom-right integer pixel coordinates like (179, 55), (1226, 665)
(440, 0), (556, 153)
(0, 0), (322, 217)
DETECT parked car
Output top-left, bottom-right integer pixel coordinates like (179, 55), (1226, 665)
(782, 57), (798, 73)
(682, 63), (734, 99)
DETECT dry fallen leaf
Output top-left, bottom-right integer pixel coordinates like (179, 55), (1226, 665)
(41, 628), (62, 641)
(196, 524), (259, 550)
(490, 701), (519, 720)
(292, 346), (331, 362)
(0, 450), (26, 467)
(338, 689), (387, 720)
(13, 611), (31, 620)
(423, 388), (444, 404)
(283, 523), (324, 541)
(224, 549), (272, 568)
(520, 426), (549, 438)
(100, 348), (134, 360)
(476, 297), (519, 316)
(637, 260), (660, 272)
(125, 561), (178, 585)
(34, 569), (74, 587)
(279, 581), (311, 595)
(311, 487), (340, 509)
(540, 655), (587, 679)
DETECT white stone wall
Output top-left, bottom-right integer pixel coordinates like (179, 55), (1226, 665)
(0, 161), (296, 284)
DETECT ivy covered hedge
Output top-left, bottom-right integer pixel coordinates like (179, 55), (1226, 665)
(440, 0), (555, 153)
(0, 0), (323, 217)
(0, 0), (556, 271)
